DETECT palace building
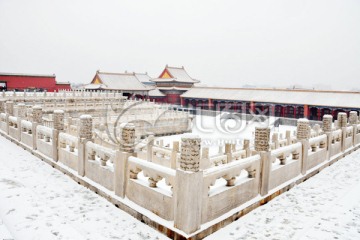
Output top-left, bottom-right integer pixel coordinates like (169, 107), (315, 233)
(181, 87), (360, 120)
(150, 65), (200, 104)
(83, 66), (360, 120)
(0, 72), (71, 92)
(85, 70), (152, 99)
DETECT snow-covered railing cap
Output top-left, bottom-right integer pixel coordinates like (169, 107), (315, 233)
(119, 122), (135, 129)
(80, 114), (92, 119)
(54, 109), (64, 114)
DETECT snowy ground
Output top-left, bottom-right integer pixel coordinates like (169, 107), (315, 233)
(0, 136), (168, 240)
(1, 115), (359, 239)
(205, 150), (360, 240)
(158, 114), (295, 155)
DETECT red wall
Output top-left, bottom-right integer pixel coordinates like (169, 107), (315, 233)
(54, 84), (71, 91)
(0, 75), (70, 92)
(166, 94), (181, 104)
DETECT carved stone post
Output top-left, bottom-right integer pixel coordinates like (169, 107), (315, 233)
(17, 103), (27, 118)
(243, 139), (251, 157)
(323, 114), (333, 160)
(119, 123), (135, 153)
(225, 142), (233, 163)
(52, 110), (65, 162)
(255, 127), (271, 196)
(0, 100), (5, 113)
(113, 123), (136, 198)
(79, 115), (93, 140)
(337, 112), (348, 152)
(78, 115), (93, 176)
(286, 130), (291, 145)
(337, 112), (347, 128)
(323, 115), (333, 132)
(174, 135), (203, 234)
(200, 147), (210, 169)
(6, 101), (14, 116)
(297, 118), (310, 174)
(53, 110), (64, 131)
(179, 136), (201, 171)
(146, 134), (154, 162)
(32, 105), (43, 124)
(313, 124), (320, 137)
(255, 127), (270, 152)
(349, 111), (358, 146)
(15, 103), (26, 141)
(171, 141), (179, 169)
(272, 132), (279, 149)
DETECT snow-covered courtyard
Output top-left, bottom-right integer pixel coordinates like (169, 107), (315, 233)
(206, 150), (360, 240)
(0, 135), (168, 240)
(1, 129), (360, 239)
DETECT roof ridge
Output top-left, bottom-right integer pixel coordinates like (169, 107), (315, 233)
(0, 72), (56, 78)
(190, 86), (360, 94)
(98, 71), (135, 76)
(166, 66), (184, 70)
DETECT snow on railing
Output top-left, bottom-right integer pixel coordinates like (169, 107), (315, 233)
(84, 141), (117, 191)
(37, 125), (53, 142)
(201, 154), (261, 223)
(209, 154), (228, 166)
(307, 134), (328, 170)
(8, 116), (18, 128)
(36, 125), (54, 159)
(268, 142), (302, 191)
(21, 120), (32, 133)
(86, 141), (116, 166)
(231, 149), (247, 160)
(128, 155), (176, 190)
(126, 155), (176, 220)
(331, 129), (342, 143)
(309, 134), (327, 151)
(59, 132), (78, 152)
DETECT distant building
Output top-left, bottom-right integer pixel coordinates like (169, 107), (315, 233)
(84, 71), (154, 99)
(0, 72), (71, 92)
(181, 87), (360, 120)
(151, 65), (200, 104)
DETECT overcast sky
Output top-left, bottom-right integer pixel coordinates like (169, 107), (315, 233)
(0, 0), (359, 90)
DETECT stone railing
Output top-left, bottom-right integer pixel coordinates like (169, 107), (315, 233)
(268, 142), (303, 191)
(307, 134), (327, 170)
(84, 141), (117, 191)
(58, 132), (79, 171)
(1, 109), (360, 238)
(20, 120), (35, 149)
(202, 155), (261, 223)
(127, 156), (176, 220)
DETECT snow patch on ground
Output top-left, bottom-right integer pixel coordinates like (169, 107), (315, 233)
(0, 136), (168, 240)
(205, 150), (360, 240)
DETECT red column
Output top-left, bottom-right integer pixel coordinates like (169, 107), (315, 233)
(294, 106), (296, 118)
(317, 108), (322, 120)
(250, 101), (255, 113)
(208, 99), (212, 110)
(271, 105), (275, 116)
(180, 97), (184, 107)
(304, 105), (309, 118)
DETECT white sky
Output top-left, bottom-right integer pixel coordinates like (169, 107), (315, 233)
(0, 0), (359, 90)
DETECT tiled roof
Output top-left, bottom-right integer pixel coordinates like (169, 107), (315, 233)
(151, 66), (200, 83)
(134, 73), (152, 83)
(181, 87), (360, 109)
(95, 72), (149, 91)
(148, 88), (166, 97)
